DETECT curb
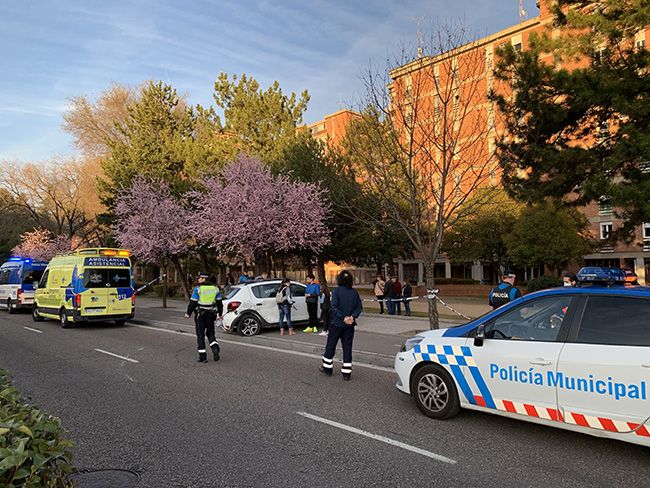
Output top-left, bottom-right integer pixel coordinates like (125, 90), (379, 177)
(130, 319), (397, 369)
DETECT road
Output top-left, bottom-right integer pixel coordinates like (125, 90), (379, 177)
(1, 311), (648, 488)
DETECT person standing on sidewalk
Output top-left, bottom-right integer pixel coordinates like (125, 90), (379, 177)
(319, 270), (362, 381)
(402, 280), (412, 317)
(303, 274), (320, 333)
(184, 272), (220, 363)
(392, 276), (403, 315)
(276, 278), (295, 336)
(319, 286), (331, 337)
(384, 277), (394, 315)
(489, 269), (522, 309)
(373, 274), (386, 314)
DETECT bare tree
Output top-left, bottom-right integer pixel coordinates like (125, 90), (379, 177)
(0, 159), (104, 243)
(345, 21), (497, 329)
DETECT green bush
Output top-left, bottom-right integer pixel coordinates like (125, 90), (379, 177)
(527, 275), (563, 293)
(0, 369), (74, 487)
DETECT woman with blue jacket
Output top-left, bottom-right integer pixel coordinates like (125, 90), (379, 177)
(319, 270), (362, 381)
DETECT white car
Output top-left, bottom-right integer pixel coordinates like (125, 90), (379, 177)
(395, 276), (650, 447)
(222, 280), (311, 336)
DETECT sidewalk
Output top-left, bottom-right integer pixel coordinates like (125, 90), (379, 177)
(132, 297), (473, 368)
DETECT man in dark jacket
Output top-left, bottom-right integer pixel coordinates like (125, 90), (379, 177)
(319, 270), (362, 381)
(402, 280), (413, 316)
(489, 269), (522, 309)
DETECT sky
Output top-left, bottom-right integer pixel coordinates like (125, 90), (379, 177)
(0, 0), (540, 162)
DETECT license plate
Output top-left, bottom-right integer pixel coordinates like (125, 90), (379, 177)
(85, 308), (105, 314)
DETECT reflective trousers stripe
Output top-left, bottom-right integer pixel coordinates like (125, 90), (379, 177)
(322, 357), (333, 364)
(198, 349), (206, 353)
(209, 341), (218, 346)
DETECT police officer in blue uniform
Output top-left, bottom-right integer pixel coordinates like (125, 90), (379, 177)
(184, 272), (221, 363)
(489, 269), (522, 309)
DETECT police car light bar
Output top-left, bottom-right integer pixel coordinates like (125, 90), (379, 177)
(576, 266), (626, 286)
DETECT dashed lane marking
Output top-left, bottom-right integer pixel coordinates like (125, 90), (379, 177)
(94, 348), (139, 363)
(296, 411), (457, 464)
(23, 326), (43, 334)
(132, 324), (394, 373)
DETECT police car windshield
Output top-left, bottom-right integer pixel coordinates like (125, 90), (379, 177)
(22, 269), (44, 284)
(83, 268), (131, 288)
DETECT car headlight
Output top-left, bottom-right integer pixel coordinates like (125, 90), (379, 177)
(402, 336), (425, 352)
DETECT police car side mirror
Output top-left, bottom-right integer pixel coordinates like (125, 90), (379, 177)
(474, 324), (486, 347)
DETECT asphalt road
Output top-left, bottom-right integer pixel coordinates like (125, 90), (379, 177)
(1, 311), (648, 488)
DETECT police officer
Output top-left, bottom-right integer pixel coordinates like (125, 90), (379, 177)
(184, 272), (221, 363)
(489, 269), (522, 309)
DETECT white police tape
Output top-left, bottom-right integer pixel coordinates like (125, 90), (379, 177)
(362, 289), (472, 321)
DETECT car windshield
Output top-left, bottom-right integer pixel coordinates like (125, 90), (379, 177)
(225, 287), (241, 300)
(83, 268), (131, 288)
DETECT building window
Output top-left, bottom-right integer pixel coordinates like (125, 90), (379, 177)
(598, 199), (613, 215)
(600, 222), (613, 240)
(643, 222), (650, 239)
(513, 42), (522, 52)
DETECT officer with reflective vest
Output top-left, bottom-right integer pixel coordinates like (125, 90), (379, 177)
(184, 272), (221, 363)
(489, 269), (522, 309)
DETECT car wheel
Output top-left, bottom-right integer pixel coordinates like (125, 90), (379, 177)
(7, 299), (15, 314)
(236, 315), (261, 336)
(114, 319), (126, 326)
(59, 309), (72, 329)
(32, 304), (44, 322)
(411, 364), (460, 420)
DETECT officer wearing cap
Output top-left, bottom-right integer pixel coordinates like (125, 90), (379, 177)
(184, 272), (221, 363)
(489, 269), (522, 309)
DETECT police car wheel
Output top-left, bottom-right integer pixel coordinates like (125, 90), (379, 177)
(236, 315), (261, 336)
(32, 305), (44, 322)
(59, 309), (72, 329)
(412, 364), (460, 420)
(7, 299), (15, 314)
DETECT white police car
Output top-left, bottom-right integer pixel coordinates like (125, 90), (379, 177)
(395, 268), (650, 447)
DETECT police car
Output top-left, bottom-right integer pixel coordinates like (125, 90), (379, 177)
(394, 268), (650, 447)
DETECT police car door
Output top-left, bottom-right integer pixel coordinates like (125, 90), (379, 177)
(557, 295), (650, 434)
(469, 295), (575, 419)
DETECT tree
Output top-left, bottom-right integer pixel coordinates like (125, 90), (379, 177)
(344, 22), (496, 329)
(0, 159), (103, 242)
(444, 188), (521, 283)
(271, 134), (411, 287)
(0, 189), (34, 259)
(113, 178), (193, 298)
(12, 229), (75, 261)
(493, 0), (650, 238)
(188, 154), (330, 264)
(213, 73), (310, 162)
(505, 200), (594, 275)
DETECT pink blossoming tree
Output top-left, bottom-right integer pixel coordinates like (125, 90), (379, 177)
(113, 177), (192, 299)
(188, 154), (330, 263)
(12, 229), (75, 261)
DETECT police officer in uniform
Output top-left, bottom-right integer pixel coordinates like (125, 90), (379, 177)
(184, 272), (221, 363)
(489, 269), (522, 309)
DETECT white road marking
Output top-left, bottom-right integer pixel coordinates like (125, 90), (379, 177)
(132, 323), (394, 372)
(296, 411), (457, 464)
(23, 326), (43, 334)
(94, 348), (139, 363)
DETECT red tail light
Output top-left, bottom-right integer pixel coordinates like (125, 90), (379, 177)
(75, 294), (82, 307)
(17, 289), (22, 303)
(131, 294), (136, 307)
(227, 301), (241, 312)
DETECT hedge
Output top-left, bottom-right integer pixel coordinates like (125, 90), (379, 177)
(526, 275), (563, 293)
(0, 369), (74, 487)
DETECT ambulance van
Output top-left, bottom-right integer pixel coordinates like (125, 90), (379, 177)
(0, 257), (48, 313)
(33, 248), (135, 328)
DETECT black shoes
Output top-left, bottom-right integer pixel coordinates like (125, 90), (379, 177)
(342, 375), (351, 381)
(212, 347), (220, 362)
(319, 366), (332, 376)
(197, 358), (208, 363)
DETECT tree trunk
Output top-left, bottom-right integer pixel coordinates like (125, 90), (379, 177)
(161, 260), (168, 309)
(316, 255), (329, 293)
(199, 249), (210, 273)
(171, 256), (191, 299)
(424, 260), (440, 330)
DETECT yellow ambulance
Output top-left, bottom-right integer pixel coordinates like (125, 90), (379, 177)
(33, 248), (135, 328)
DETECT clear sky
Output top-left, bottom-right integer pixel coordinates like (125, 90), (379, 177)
(0, 0), (540, 162)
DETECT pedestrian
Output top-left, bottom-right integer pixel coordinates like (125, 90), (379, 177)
(276, 278), (295, 336)
(319, 287), (331, 337)
(488, 269), (522, 309)
(562, 271), (577, 287)
(225, 272), (234, 287)
(384, 277), (394, 315)
(402, 280), (412, 316)
(303, 274), (320, 333)
(319, 270), (362, 381)
(392, 276), (403, 315)
(255, 271), (269, 281)
(373, 274), (386, 314)
(214, 278), (224, 317)
(184, 272), (221, 363)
